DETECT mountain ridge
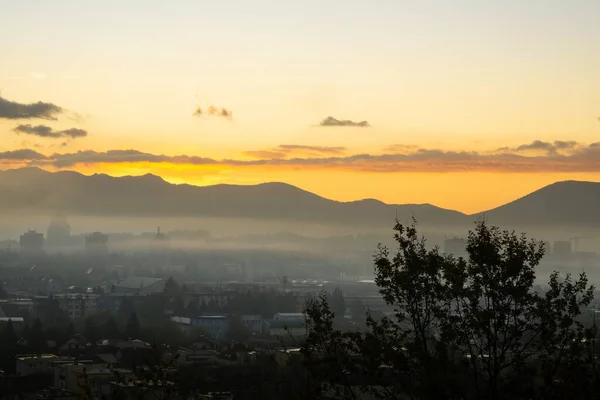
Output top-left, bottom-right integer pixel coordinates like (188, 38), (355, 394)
(0, 167), (597, 228)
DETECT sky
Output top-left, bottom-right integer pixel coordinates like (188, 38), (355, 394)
(1, 0), (599, 214)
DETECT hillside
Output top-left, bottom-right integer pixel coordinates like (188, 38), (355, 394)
(0, 168), (467, 227)
(473, 180), (600, 227)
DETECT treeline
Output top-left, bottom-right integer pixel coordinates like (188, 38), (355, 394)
(301, 220), (600, 400)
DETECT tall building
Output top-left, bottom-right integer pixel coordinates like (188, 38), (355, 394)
(46, 215), (71, 247)
(444, 237), (468, 259)
(85, 232), (109, 258)
(19, 229), (44, 254)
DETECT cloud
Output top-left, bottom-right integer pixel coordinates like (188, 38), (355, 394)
(6, 139), (600, 173)
(193, 105), (233, 120)
(0, 149), (48, 161)
(0, 95), (64, 120)
(244, 144), (347, 159)
(13, 124), (88, 139)
(496, 140), (579, 156)
(319, 116), (370, 128)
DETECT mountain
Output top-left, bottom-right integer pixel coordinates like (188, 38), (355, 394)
(0, 168), (467, 227)
(473, 180), (600, 227)
(2, 168), (598, 229)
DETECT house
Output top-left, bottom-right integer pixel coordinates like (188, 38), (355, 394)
(54, 362), (132, 398)
(192, 316), (229, 340)
(16, 354), (60, 376)
(241, 314), (263, 336)
(171, 316), (192, 333)
(59, 334), (92, 357)
(264, 319), (306, 340)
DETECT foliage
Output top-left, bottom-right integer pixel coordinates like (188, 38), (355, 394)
(225, 314), (251, 342)
(125, 312), (141, 339)
(302, 219), (597, 400)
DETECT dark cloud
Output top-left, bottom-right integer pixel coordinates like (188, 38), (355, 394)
(42, 149), (218, 168)
(7, 139), (600, 173)
(278, 145), (346, 154)
(193, 105), (232, 120)
(0, 149), (48, 161)
(319, 116), (370, 128)
(497, 140), (579, 156)
(0, 95), (64, 120)
(13, 124), (88, 139)
(244, 145), (347, 159)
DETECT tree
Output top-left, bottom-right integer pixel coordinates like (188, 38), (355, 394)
(125, 312), (141, 339)
(117, 297), (135, 321)
(302, 219), (596, 400)
(225, 315), (251, 342)
(328, 287), (346, 318)
(0, 320), (17, 345)
(28, 318), (47, 354)
(84, 317), (98, 343)
(163, 277), (181, 295)
(0, 282), (8, 299)
(103, 316), (121, 339)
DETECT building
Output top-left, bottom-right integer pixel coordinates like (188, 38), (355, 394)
(241, 314), (263, 336)
(16, 354), (60, 376)
(111, 276), (165, 294)
(19, 229), (44, 254)
(444, 237), (468, 259)
(46, 216), (71, 247)
(58, 334), (92, 356)
(192, 316), (229, 340)
(85, 232), (109, 258)
(273, 312), (306, 322)
(54, 293), (99, 319)
(264, 320), (306, 340)
(54, 361), (132, 398)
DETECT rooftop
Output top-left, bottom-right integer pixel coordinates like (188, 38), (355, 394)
(16, 354), (59, 361)
(113, 276), (163, 289)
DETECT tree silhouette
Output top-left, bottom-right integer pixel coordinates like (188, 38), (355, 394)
(125, 312), (141, 339)
(302, 219), (597, 399)
(103, 316), (121, 339)
(28, 318), (47, 354)
(1, 320), (17, 345)
(163, 277), (181, 295)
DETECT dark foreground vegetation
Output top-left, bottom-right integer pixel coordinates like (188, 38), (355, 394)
(301, 219), (599, 399)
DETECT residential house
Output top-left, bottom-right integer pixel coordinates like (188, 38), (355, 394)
(15, 354), (60, 376)
(54, 362), (133, 399)
(58, 334), (92, 357)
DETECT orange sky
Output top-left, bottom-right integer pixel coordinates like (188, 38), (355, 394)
(1, 1), (599, 214)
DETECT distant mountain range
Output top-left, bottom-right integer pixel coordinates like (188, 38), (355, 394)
(0, 167), (598, 228)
